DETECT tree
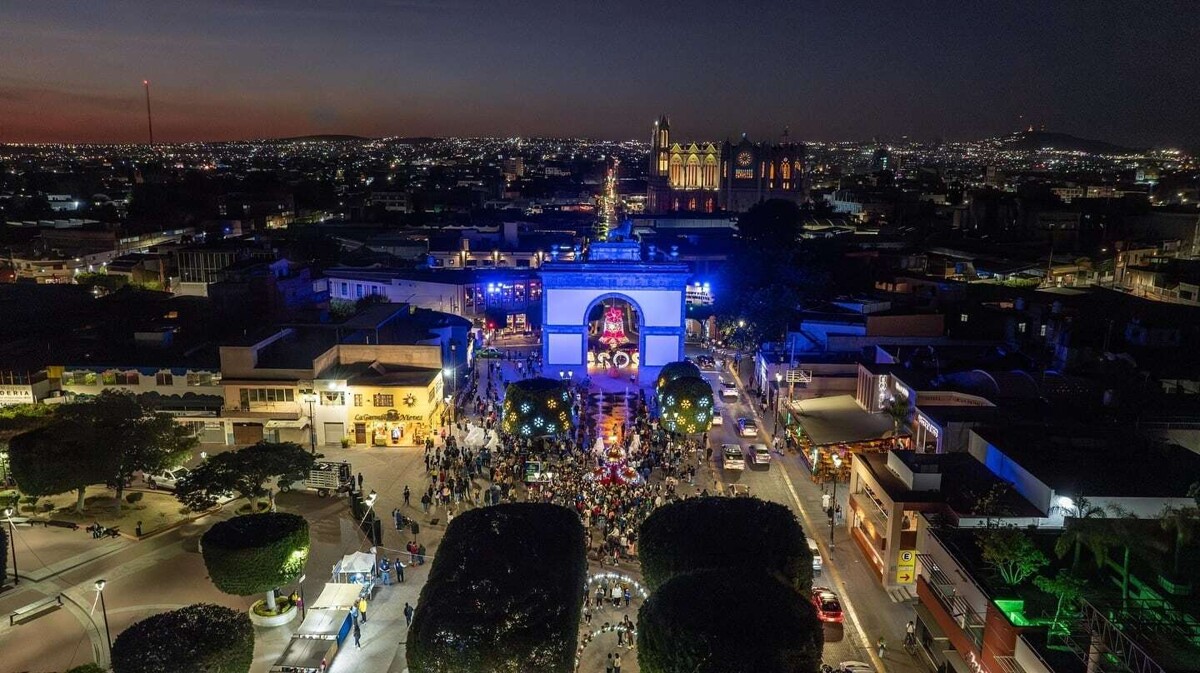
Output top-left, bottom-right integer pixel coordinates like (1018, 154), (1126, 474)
(1034, 570), (1086, 635)
(55, 391), (196, 504)
(978, 528), (1048, 587)
(176, 441), (313, 510)
(639, 497), (813, 593)
(111, 603), (254, 673)
(637, 570), (822, 673)
(658, 376), (715, 435)
(408, 503), (586, 673)
(200, 513), (309, 612)
(1053, 497), (1110, 570)
(736, 199), (803, 249)
(654, 360), (702, 401)
(883, 398), (912, 447)
(8, 426), (112, 513)
(500, 378), (575, 438)
(1160, 505), (1199, 579)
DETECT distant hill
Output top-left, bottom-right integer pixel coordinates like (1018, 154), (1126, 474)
(273, 134), (371, 142)
(999, 130), (1139, 155)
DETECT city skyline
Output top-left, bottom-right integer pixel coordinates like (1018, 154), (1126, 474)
(2, 1), (1199, 148)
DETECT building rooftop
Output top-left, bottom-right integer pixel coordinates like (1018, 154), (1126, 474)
(860, 451), (1045, 517)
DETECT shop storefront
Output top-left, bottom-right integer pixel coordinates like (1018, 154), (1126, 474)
(352, 409), (432, 447)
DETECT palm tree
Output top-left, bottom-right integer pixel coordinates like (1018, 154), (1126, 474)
(883, 398), (912, 449)
(1105, 504), (1141, 606)
(1160, 505), (1199, 579)
(1053, 497), (1108, 570)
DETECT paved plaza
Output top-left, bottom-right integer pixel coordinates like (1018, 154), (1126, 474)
(1, 346), (924, 673)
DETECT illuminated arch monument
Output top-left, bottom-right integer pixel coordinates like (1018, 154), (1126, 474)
(541, 241), (690, 386)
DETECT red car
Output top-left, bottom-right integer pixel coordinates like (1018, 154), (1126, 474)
(811, 587), (844, 623)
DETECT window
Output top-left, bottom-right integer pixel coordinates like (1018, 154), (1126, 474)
(340, 282), (348, 297)
(1040, 324), (1047, 336)
(123, 372), (140, 385)
(960, 313), (969, 323)
(102, 371), (118, 385)
(321, 391), (345, 406)
(239, 388), (296, 407)
(1017, 322), (1027, 333)
(156, 372), (174, 386)
(187, 372), (217, 386)
(353, 394), (363, 407)
(373, 393), (394, 407)
(355, 284), (364, 299)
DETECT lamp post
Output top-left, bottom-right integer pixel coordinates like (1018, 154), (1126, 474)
(303, 392), (318, 455)
(444, 366), (458, 425)
(4, 507), (16, 585)
(298, 574), (308, 621)
(829, 453), (843, 546)
(95, 579), (112, 658)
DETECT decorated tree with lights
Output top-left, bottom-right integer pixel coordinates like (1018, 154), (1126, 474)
(658, 376), (715, 435)
(200, 513), (309, 616)
(502, 377), (575, 438)
(655, 360), (702, 404)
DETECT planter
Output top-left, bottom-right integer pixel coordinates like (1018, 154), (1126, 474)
(247, 600), (299, 627)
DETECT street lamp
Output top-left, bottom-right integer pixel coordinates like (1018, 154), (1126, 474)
(829, 453), (843, 546)
(297, 574), (308, 621)
(303, 391), (318, 455)
(444, 366), (458, 425)
(95, 579), (112, 657)
(4, 507), (16, 585)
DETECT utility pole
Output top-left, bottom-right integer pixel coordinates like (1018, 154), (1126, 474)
(143, 80), (154, 145)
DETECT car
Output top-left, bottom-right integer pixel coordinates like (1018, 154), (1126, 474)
(696, 355), (716, 370)
(719, 379), (739, 400)
(711, 412), (724, 426)
(809, 538), (823, 573)
(748, 443), (771, 464)
(476, 347), (503, 359)
(811, 587), (844, 623)
(145, 466), (191, 491)
(737, 418), (759, 437)
(721, 444), (744, 471)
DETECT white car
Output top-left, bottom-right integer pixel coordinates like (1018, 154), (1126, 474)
(145, 466), (191, 491)
(737, 418), (758, 437)
(809, 538), (823, 573)
(711, 412), (724, 426)
(720, 380), (739, 400)
(721, 444), (744, 471)
(748, 443), (771, 464)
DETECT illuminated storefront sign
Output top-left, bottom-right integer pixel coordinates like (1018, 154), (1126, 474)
(876, 375), (889, 410)
(917, 414), (940, 438)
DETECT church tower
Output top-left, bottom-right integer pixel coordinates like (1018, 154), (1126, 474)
(650, 115), (670, 178)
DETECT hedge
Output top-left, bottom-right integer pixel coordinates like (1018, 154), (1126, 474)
(407, 503), (586, 673)
(637, 570), (823, 673)
(200, 513), (309, 596)
(501, 377), (575, 437)
(638, 496), (814, 593)
(655, 360), (702, 401)
(111, 603), (254, 673)
(658, 375), (714, 435)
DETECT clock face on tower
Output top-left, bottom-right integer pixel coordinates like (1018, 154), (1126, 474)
(736, 151), (753, 167)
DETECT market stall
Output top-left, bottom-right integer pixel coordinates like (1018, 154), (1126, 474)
(331, 551), (377, 592)
(310, 583), (367, 611)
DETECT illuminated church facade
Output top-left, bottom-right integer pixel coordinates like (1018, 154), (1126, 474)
(645, 115), (807, 214)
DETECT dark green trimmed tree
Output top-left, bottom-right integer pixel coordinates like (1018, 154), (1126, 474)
(639, 497), (814, 593)
(658, 376), (715, 435)
(655, 360), (702, 402)
(408, 503), (586, 673)
(638, 570), (822, 673)
(9, 425), (113, 513)
(501, 377), (575, 438)
(111, 603), (253, 673)
(201, 513), (309, 612)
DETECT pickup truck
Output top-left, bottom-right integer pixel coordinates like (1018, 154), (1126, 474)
(145, 466), (191, 491)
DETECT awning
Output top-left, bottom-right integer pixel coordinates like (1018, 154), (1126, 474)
(265, 419), (311, 429)
(332, 551), (376, 578)
(296, 608), (350, 638)
(311, 583), (365, 610)
(913, 602), (949, 641)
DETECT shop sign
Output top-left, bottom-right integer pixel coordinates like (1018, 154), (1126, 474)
(876, 375), (888, 409)
(917, 414), (940, 438)
(354, 410), (424, 422)
(895, 549), (917, 584)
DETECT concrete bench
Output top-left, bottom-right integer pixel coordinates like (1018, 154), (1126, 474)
(9, 594), (63, 626)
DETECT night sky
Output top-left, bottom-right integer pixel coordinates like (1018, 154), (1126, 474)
(2, 0), (1198, 146)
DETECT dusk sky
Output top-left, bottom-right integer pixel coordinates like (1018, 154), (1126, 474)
(2, 1), (1198, 147)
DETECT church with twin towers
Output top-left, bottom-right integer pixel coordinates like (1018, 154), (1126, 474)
(645, 114), (808, 214)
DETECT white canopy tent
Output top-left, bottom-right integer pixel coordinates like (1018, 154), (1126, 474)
(331, 551), (376, 582)
(310, 583), (364, 610)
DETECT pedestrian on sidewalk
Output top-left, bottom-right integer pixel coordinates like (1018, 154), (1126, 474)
(403, 485), (411, 506)
(613, 652), (622, 673)
(584, 605), (592, 625)
(379, 557), (391, 585)
(822, 492), (831, 511)
(357, 472), (364, 491)
(358, 596), (369, 623)
(404, 602), (415, 627)
(395, 558), (405, 583)
(353, 622), (362, 648)
(605, 654), (614, 673)
(877, 636), (887, 658)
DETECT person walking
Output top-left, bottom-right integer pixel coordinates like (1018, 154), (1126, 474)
(605, 653), (614, 673)
(379, 557), (392, 585)
(404, 602), (415, 627)
(353, 622), (362, 648)
(613, 652), (622, 673)
(403, 484), (411, 506)
(358, 596), (369, 624)
(877, 636), (887, 658)
(584, 605), (592, 625)
(356, 472), (364, 491)
(396, 558), (405, 583)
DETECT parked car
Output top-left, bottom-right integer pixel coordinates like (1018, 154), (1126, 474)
(737, 418), (758, 437)
(721, 444), (744, 471)
(809, 538), (823, 574)
(476, 347), (503, 359)
(711, 412), (724, 426)
(811, 587), (844, 623)
(145, 466), (191, 491)
(748, 443), (771, 464)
